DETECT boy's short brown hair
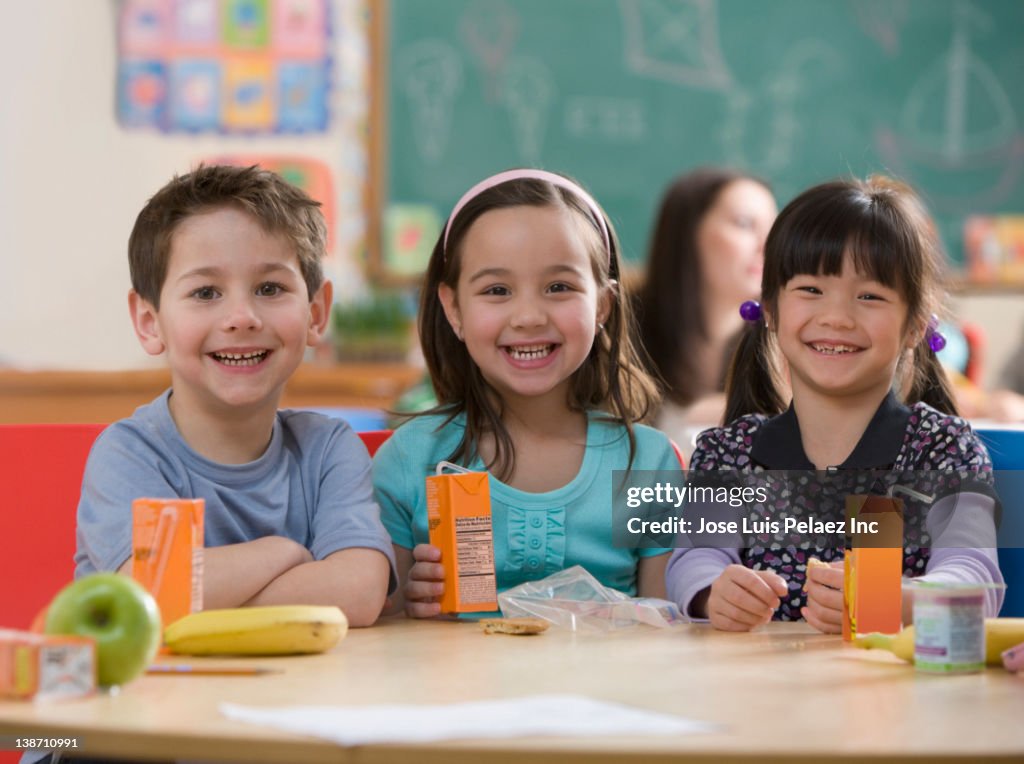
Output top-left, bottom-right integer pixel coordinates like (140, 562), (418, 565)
(129, 164), (327, 308)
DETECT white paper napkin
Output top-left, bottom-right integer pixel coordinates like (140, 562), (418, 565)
(220, 694), (713, 746)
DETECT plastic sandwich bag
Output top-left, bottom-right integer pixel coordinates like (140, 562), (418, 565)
(497, 565), (688, 632)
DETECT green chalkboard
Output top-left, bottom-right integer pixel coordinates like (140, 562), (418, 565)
(381, 0), (1024, 279)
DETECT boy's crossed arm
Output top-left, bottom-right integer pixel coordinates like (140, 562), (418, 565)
(242, 546), (390, 627)
(116, 537), (389, 626)
(203, 536), (312, 608)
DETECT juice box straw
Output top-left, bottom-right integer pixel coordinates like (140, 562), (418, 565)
(149, 506), (180, 598)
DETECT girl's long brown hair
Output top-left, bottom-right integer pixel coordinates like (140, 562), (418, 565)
(417, 174), (660, 480)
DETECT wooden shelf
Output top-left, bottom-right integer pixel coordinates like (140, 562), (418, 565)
(0, 364), (422, 424)
(948, 278), (1024, 295)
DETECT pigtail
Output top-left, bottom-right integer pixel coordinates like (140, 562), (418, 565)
(723, 319), (785, 424)
(864, 174), (959, 417)
(905, 344), (959, 416)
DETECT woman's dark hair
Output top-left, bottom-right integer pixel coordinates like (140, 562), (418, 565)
(635, 168), (771, 408)
(725, 175), (958, 423)
(417, 172), (660, 480)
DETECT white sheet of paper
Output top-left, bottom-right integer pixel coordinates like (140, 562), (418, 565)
(220, 694), (714, 746)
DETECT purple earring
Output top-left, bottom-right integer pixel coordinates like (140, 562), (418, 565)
(926, 314), (946, 353)
(739, 300), (762, 322)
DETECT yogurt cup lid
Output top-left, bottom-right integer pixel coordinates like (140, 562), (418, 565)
(909, 580), (1006, 592)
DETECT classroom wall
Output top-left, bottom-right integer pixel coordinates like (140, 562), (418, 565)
(0, 0), (370, 371)
(1, 1), (1022, 382)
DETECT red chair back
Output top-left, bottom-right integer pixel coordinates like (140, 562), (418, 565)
(0, 425), (393, 631)
(358, 429), (392, 456)
(670, 439), (687, 469)
(0, 423), (105, 630)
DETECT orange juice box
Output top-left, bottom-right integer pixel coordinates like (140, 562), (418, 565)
(132, 498), (204, 627)
(0, 629), (96, 700)
(426, 463), (497, 613)
(843, 495), (904, 641)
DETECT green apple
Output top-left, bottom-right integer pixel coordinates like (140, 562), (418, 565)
(45, 573), (162, 687)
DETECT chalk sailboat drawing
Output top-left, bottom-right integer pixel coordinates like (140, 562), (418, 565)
(876, 1), (1024, 210)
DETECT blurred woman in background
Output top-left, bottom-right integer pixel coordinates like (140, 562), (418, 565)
(633, 168), (778, 454)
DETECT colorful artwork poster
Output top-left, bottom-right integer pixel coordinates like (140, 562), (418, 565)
(964, 216), (1024, 285)
(383, 204), (443, 277)
(207, 156), (336, 250)
(118, 0), (332, 133)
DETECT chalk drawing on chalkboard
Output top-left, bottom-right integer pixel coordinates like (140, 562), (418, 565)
(564, 97), (647, 143)
(501, 57), (556, 163)
(620, 0), (731, 90)
(396, 40), (464, 163)
(876, 1), (1023, 210)
(720, 41), (839, 174)
(459, 0), (521, 102)
(852, 0), (911, 56)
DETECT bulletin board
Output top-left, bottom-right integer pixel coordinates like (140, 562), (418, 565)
(117, 0), (332, 133)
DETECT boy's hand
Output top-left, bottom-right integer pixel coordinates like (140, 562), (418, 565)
(801, 560), (844, 633)
(706, 564), (787, 631)
(404, 543), (445, 619)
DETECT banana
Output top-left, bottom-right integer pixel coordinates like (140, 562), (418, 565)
(854, 628), (914, 662)
(854, 618), (1024, 666)
(164, 605), (347, 656)
(985, 619), (1024, 664)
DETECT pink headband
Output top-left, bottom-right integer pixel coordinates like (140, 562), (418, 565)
(441, 169), (612, 260)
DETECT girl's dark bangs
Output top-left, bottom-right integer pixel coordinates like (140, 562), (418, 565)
(845, 225), (904, 289)
(780, 199), (904, 291)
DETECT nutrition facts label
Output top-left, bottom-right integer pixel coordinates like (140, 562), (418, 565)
(455, 516), (497, 603)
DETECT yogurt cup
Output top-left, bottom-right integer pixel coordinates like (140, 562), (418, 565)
(910, 581), (1005, 674)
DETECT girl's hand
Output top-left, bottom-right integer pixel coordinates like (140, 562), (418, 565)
(404, 543), (445, 618)
(707, 564), (787, 631)
(801, 560), (844, 633)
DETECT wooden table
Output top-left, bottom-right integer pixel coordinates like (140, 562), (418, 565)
(1, 618), (1021, 763)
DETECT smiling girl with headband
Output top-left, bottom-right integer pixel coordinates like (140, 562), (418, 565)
(372, 169), (684, 617)
(665, 176), (1004, 632)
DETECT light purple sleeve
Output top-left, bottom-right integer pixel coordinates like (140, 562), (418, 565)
(664, 425), (743, 621)
(917, 490), (1004, 616)
(665, 547), (742, 621)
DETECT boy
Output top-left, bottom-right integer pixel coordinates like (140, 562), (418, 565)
(75, 164), (395, 627)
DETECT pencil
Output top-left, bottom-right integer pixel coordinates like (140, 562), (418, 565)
(146, 665), (276, 676)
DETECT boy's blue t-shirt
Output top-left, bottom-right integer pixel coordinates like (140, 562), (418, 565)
(372, 411), (678, 597)
(75, 390), (397, 590)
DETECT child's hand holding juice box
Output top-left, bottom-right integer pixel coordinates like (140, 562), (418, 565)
(425, 463), (497, 613)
